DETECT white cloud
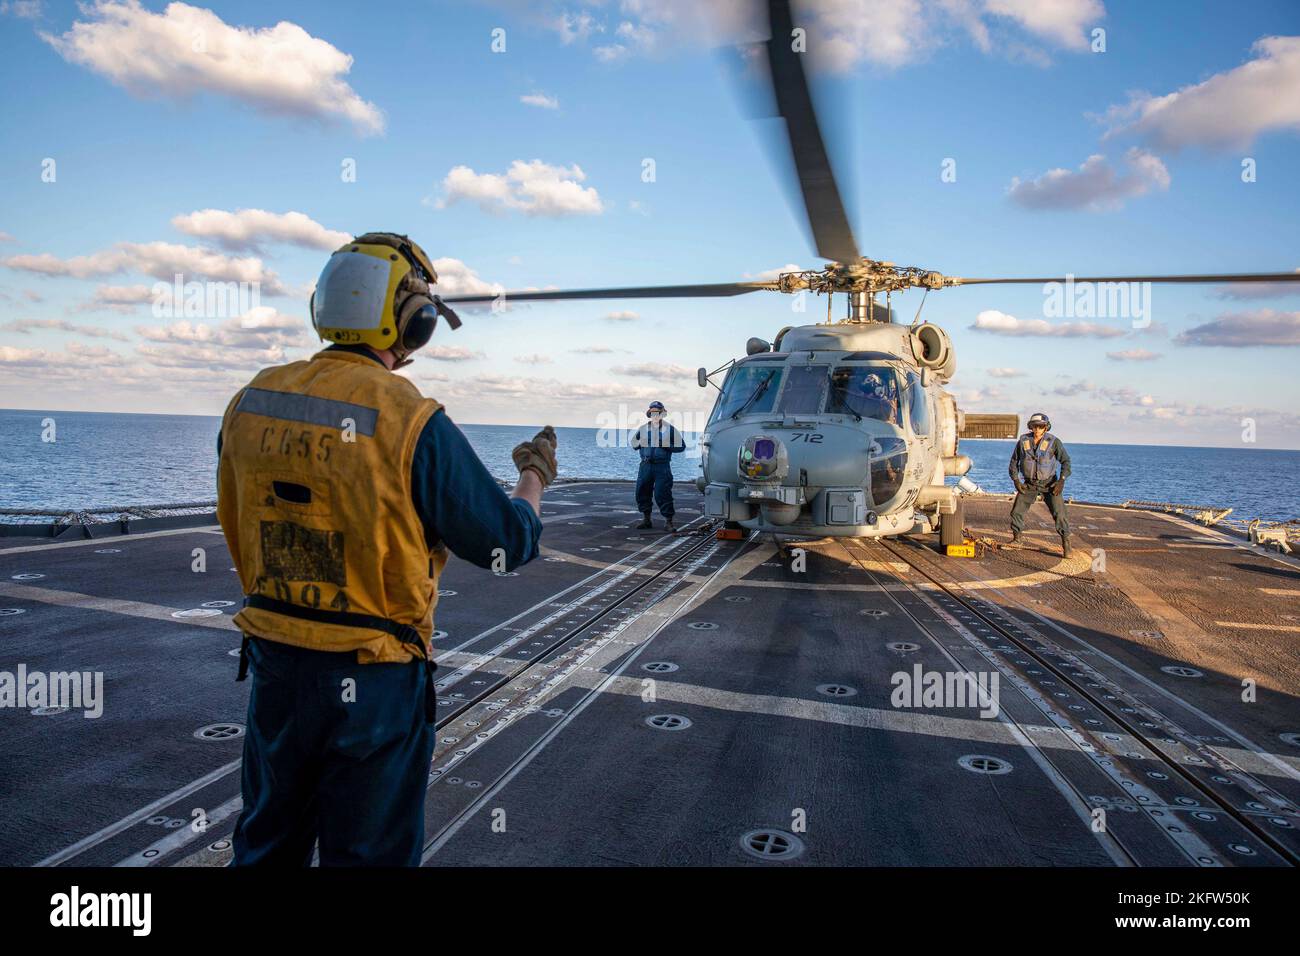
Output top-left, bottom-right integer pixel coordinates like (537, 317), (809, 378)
(1, 318), (129, 340)
(2, 241), (288, 295)
(603, 310), (639, 321)
(515, 353), (554, 365)
(429, 257), (504, 298)
(984, 0), (1102, 52)
(1215, 268), (1300, 300)
(1099, 36), (1300, 150)
(41, 0), (383, 135)
(171, 209), (350, 252)
(744, 263), (802, 282)
(133, 308), (312, 370)
(435, 160), (604, 216)
(970, 309), (1128, 338)
(520, 91), (559, 110)
(611, 362), (695, 379)
(1, 1), (42, 19)
(985, 367), (1025, 378)
(1174, 310), (1300, 347)
(422, 345), (484, 361)
(1105, 348), (1161, 361)
(1007, 148), (1169, 211)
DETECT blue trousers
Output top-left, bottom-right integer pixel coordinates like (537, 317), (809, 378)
(636, 460), (675, 518)
(232, 637), (434, 867)
(1010, 482), (1069, 536)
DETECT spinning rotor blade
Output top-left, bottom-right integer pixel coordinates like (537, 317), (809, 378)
(950, 272), (1300, 286)
(439, 281), (776, 304)
(762, 0), (860, 265)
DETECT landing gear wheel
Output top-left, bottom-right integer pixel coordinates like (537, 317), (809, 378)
(938, 498), (965, 553)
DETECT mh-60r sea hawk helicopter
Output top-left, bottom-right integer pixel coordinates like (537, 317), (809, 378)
(444, 0), (1300, 553)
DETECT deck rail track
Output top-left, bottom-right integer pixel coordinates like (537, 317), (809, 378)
(873, 536), (1300, 867)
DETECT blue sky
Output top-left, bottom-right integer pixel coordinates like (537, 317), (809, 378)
(1, 0), (1298, 447)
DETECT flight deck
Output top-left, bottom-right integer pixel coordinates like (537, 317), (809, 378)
(2, 482), (1298, 867)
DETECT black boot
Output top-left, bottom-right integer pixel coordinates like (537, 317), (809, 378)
(1060, 533), (1071, 557)
(635, 513), (652, 530)
(664, 517), (676, 533)
(1010, 531), (1022, 545)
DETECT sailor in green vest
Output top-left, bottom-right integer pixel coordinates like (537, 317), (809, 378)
(1008, 411), (1072, 557)
(218, 232), (558, 866)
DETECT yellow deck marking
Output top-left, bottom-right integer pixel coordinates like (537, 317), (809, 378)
(0, 581), (237, 630)
(1258, 588), (1300, 596)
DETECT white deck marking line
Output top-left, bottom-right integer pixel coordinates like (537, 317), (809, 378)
(0, 582), (239, 631)
(1215, 620), (1300, 633)
(35, 759), (242, 867)
(117, 794), (244, 867)
(37, 523), (696, 868)
(0, 524), (222, 554)
(422, 537), (750, 862)
(1258, 588), (1300, 596)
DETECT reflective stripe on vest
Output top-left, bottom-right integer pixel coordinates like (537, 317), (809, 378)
(217, 349), (443, 663)
(1018, 432), (1058, 484)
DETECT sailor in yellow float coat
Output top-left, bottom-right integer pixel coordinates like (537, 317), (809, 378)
(217, 233), (559, 866)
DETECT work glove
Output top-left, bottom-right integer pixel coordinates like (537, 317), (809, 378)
(512, 426), (558, 487)
(1051, 479), (1065, 496)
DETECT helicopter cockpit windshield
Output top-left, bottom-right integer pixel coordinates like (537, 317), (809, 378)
(827, 366), (901, 425)
(712, 365), (784, 422)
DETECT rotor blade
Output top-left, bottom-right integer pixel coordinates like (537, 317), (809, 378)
(950, 272), (1300, 286)
(439, 281), (776, 304)
(763, 0), (860, 265)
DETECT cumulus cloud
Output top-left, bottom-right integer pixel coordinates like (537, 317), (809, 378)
(429, 257), (505, 298)
(520, 91), (559, 110)
(1099, 36), (1300, 150)
(171, 209), (350, 252)
(1, 1), (42, 19)
(986, 367), (1025, 378)
(1174, 310), (1300, 347)
(1007, 148), (1170, 211)
(970, 309), (1128, 338)
(434, 160), (604, 216)
(1105, 348), (1161, 361)
(41, 0), (383, 135)
(743, 263), (802, 282)
(1, 317), (130, 340)
(133, 307), (312, 369)
(2, 241), (288, 295)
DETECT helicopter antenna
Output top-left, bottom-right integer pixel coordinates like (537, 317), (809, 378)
(911, 287), (930, 327)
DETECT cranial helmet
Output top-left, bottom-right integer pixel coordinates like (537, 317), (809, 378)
(647, 401), (666, 418)
(310, 232), (462, 368)
(1027, 412), (1051, 430)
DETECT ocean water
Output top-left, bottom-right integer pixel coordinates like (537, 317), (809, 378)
(1, 408), (1297, 522)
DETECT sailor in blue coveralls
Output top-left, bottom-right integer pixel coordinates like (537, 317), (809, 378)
(631, 401), (686, 532)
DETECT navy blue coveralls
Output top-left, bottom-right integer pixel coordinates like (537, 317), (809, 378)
(1008, 431), (1072, 537)
(632, 419), (685, 519)
(220, 345), (542, 866)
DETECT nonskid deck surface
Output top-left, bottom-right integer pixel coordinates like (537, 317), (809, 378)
(1, 482), (1298, 866)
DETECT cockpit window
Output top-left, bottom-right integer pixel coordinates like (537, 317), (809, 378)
(711, 365), (784, 422)
(827, 366), (901, 425)
(775, 365), (828, 414)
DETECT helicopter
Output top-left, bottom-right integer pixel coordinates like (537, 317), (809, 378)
(442, 0), (1300, 553)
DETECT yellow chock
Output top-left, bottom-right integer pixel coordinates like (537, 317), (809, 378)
(946, 541), (976, 558)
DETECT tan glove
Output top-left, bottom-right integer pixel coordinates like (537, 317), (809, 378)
(512, 425), (558, 487)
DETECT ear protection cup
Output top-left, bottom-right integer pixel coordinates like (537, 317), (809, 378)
(398, 298), (438, 351)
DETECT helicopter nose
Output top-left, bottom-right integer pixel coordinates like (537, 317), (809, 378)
(738, 434), (784, 481)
